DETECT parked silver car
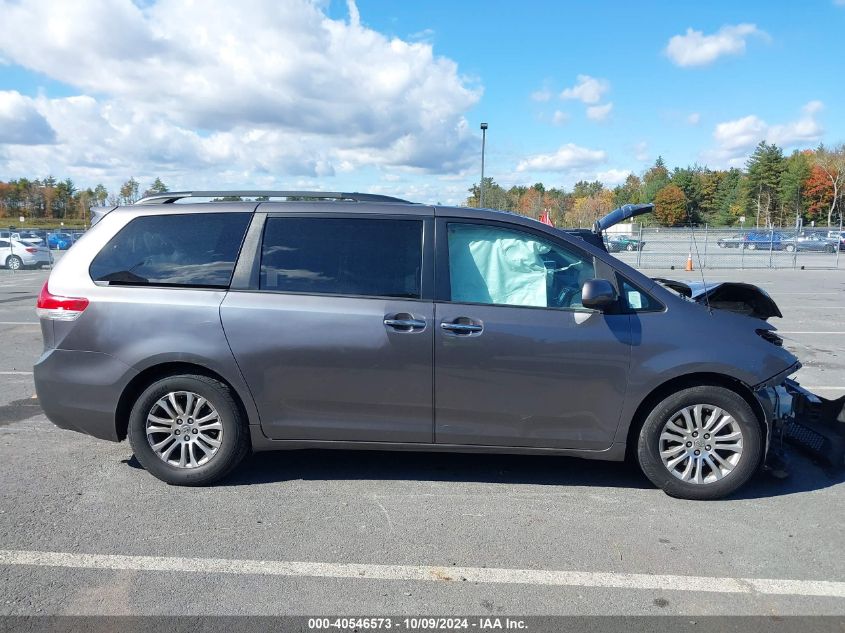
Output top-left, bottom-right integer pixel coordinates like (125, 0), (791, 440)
(1, 237), (52, 269)
(34, 191), (805, 499)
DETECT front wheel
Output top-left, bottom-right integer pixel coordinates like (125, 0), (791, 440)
(128, 374), (250, 485)
(626, 243), (635, 251)
(785, 244), (796, 252)
(637, 386), (762, 500)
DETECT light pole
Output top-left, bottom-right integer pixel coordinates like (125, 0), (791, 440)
(479, 122), (488, 208)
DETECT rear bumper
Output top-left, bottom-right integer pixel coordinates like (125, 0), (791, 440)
(34, 348), (137, 442)
(21, 252), (51, 266)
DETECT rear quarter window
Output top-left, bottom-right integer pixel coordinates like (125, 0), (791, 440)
(89, 212), (250, 288)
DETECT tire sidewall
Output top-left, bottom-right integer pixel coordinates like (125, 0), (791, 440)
(6, 255), (22, 270)
(637, 386), (763, 500)
(128, 375), (245, 485)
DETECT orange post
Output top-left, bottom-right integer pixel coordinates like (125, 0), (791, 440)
(685, 253), (694, 271)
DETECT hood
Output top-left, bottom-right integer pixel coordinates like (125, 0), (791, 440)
(653, 278), (783, 320)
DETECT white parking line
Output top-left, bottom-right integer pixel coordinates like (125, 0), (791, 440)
(0, 371), (33, 375)
(1, 549), (843, 598)
(0, 321), (38, 325)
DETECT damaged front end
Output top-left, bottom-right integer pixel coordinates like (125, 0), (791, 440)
(754, 372), (845, 470)
(777, 380), (845, 468)
(577, 202), (845, 469)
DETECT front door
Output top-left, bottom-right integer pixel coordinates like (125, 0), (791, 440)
(434, 220), (632, 450)
(221, 214), (434, 443)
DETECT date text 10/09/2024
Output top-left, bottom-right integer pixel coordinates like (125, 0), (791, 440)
(308, 617), (528, 630)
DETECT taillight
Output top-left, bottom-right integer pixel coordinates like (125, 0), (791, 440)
(36, 281), (89, 321)
(25, 247), (37, 253)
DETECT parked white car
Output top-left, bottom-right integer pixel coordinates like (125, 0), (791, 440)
(0, 238), (52, 269)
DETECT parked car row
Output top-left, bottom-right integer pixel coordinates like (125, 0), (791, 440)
(0, 229), (86, 251)
(716, 230), (841, 252)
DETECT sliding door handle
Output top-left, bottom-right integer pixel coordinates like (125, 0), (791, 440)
(440, 322), (483, 334)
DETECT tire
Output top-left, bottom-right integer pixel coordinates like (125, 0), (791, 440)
(127, 374), (250, 485)
(747, 243), (756, 250)
(626, 243), (635, 252)
(5, 255), (22, 270)
(825, 244), (835, 253)
(636, 386), (763, 500)
(785, 244), (795, 252)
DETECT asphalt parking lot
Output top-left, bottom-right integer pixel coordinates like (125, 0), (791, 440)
(0, 261), (843, 616)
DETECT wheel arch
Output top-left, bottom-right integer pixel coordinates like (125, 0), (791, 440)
(115, 362), (252, 441)
(623, 372), (767, 461)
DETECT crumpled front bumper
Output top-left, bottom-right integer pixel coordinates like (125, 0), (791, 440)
(756, 377), (845, 467)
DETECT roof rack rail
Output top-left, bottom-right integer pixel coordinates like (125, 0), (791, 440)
(134, 191), (411, 205)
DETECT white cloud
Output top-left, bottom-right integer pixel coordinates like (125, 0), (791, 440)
(713, 115), (769, 152)
(708, 101), (824, 163)
(552, 110), (570, 126)
(595, 169), (630, 186)
(560, 75), (610, 104)
(531, 88), (552, 102)
(803, 100), (824, 115)
(687, 112), (701, 125)
(665, 24), (766, 67)
(516, 143), (606, 172)
(586, 102), (613, 121)
(0, 0), (481, 188)
(0, 91), (56, 145)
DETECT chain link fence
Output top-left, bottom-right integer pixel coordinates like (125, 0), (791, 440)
(608, 226), (844, 270)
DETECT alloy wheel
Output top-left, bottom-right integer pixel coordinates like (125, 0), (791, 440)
(659, 404), (744, 484)
(145, 391), (223, 468)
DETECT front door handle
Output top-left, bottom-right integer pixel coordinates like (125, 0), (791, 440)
(384, 314), (426, 331)
(440, 322), (483, 334)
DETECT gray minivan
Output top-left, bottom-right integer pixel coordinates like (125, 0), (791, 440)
(34, 191), (800, 499)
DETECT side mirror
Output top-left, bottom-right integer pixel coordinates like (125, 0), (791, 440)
(581, 278), (618, 311)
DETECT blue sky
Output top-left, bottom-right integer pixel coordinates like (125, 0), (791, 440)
(0, 0), (842, 204)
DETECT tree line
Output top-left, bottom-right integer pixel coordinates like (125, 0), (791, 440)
(467, 142), (845, 229)
(0, 177), (169, 221)
(1, 141), (843, 228)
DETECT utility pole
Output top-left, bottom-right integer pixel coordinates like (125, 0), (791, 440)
(479, 122), (488, 208)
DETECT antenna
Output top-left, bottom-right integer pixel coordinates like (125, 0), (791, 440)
(685, 207), (711, 315)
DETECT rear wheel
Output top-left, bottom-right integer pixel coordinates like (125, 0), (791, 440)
(637, 386), (762, 500)
(128, 374), (250, 485)
(626, 243), (635, 251)
(825, 244), (835, 253)
(5, 255), (22, 270)
(785, 244), (796, 252)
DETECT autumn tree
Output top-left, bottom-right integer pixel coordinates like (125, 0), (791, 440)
(93, 184), (109, 206)
(119, 177), (140, 204)
(813, 144), (845, 226)
(653, 184), (687, 226)
(143, 177), (169, 198)
(803, 165), (834, 226)
(568, 190), (613, 228)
